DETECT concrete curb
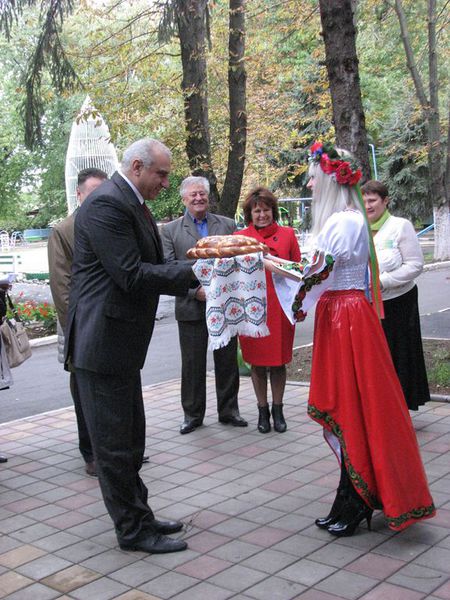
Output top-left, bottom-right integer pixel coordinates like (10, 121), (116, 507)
(285, 380), (449, 403)
(30, 334), (57, 347)
(430, 393), (450, 403)
(290, 342), (450, 403)
(423, 260), (450, 271)
(30, 338), (450, 401)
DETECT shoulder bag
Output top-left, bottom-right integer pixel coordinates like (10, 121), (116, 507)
(0, 294), (32, 368)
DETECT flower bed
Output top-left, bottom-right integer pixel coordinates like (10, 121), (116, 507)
(7, 294), (57, 338)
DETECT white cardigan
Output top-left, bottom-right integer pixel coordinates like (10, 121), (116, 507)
(374, 215), (424, 301)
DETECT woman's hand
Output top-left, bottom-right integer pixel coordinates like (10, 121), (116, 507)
(263, 258), (279, 273)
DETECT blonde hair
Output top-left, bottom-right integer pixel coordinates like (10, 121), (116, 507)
(309, 148), (363, 237)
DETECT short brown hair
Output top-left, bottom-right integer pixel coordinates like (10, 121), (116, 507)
(242, 187), (279, 225)
(361, 180), (389, 200)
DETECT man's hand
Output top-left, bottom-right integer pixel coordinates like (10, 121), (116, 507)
(195, 286), (206, 302)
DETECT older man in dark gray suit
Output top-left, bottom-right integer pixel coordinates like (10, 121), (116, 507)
(161, 176), (247, 434)
(65, 139), (193, 554)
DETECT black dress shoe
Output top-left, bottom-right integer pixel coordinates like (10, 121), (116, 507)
(151, 518), (184, 534)
(180, 419), (202, 434)
(0, 454), (7, 463)
(219, 414), (248, 427)
(119, 533), (187, 554)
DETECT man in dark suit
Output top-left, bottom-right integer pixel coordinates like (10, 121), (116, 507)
(48, 168), (107, 477)
(161, 176), (247, 434)
(65, 139), (193, 554)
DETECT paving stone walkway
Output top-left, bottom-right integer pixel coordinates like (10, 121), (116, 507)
(0, 377), (449, 600)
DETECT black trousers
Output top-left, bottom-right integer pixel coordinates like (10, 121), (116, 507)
(75, 368), (154, 544)
(69, 372), (93, 463)
(178, 319), (240, 421)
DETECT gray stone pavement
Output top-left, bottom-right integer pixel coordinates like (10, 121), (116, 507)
(0, 377), (449, 600)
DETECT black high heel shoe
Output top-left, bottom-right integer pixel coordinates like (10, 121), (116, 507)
(315, 488), (347, 530)
(327, 497), (373, 537)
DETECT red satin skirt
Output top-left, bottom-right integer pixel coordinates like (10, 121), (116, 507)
(308, 290), (435, 531)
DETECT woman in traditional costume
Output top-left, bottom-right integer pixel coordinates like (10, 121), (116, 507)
(305, 142), (435, 536)
(237, 187), (301, 433)
(361, 179), (430, 411)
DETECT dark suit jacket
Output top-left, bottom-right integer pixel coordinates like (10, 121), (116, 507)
(160, 212), (236, 321)
(65, 172), (193, 375)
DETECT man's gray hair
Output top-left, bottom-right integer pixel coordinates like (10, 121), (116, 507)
(121, 138), (172, 171)
(180, 176), (210, 198)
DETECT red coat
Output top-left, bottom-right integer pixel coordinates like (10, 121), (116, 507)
(237, 223), (301, 366)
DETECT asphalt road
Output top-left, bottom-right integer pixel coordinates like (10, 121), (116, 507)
(1, 265), (449, 424)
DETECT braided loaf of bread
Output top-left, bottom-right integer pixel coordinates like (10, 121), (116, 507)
(186, 235), (268, 259)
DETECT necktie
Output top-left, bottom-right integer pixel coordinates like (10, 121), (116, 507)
(141, 202), (163, 257)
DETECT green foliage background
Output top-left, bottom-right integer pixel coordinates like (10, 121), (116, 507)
(0, 0), (448, 230)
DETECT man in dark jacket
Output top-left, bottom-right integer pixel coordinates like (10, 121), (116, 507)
(48, 168), (107, 476)
(65, 139), (193, 554)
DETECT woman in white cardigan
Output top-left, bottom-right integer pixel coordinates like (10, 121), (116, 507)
(362, 180), (430, 410)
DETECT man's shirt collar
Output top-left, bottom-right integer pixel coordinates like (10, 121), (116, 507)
(118, 170), (145, 205)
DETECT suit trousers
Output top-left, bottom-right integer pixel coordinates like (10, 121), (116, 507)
(69, 372), (93, 464)
(178, 319), (240, 421)
(75, 368), (154, 544)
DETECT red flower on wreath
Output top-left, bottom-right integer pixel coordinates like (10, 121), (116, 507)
(335, 162), (353, 184)
(310, 141), (323, 155)
(320, 155), (341, 175)
(309, 140), (362, 187)
(348, 168), (363, 186)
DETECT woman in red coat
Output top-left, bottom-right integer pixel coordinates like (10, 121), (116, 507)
(237, 188), (301, 433)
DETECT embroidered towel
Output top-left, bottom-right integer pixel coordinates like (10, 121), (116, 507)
(192, 253), (269, 350)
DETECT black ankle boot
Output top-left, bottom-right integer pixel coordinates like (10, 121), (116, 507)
(327, 496), (373, 537)
(271, 403), (287, 432)
(257, 405), (271, 433)
(315, 488), (347, 529)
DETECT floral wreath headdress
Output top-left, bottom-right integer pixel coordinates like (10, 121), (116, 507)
(308, 141), (362, 186)
(308, 140), (384, 319)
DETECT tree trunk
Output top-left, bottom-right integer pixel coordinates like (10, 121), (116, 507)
(318, 0), (371, 179)
(440, 103), (450, 259)
(394, 0), (449, 260)
(220, 0), (247, 218)
(175, 0), (220, 210)
(427, 0), (448, 260)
